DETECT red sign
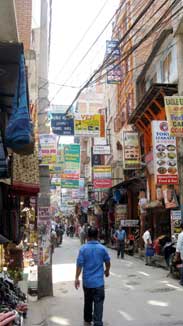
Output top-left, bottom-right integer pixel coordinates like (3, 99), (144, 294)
(157, 175), (178, 184)
(94, 179), (112, 189)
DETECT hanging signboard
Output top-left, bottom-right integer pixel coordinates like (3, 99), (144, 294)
(74, 114), (105, 137)
(39, 134), (57, 164)
(61, 179), (80, 189)
(152, 121), (178, 185)
(94, 137), (107, 145)
(171, 210), (182, 239)
(93, 165), (112, 179)
(93, 145), (111, 155)
(120, 220), (139, 227)
(51, 113), (74, 136)
(106, 40), (121, 84)
(164, 96), (183, 137)
(115, 204), (128, 223)
(61, 144), (80, 186)
(123, 131), (141, 169)
(93, 179), (112, 190)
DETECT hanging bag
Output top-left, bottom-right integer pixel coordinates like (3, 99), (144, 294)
(5, 53), (34, 155)
(146, 246), (155, 257)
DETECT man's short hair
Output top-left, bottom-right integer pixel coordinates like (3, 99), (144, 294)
(88, 226), (98, 239)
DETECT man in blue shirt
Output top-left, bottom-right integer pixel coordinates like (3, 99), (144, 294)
(75, 226), (111, 326)
(114, 225), (126, 259)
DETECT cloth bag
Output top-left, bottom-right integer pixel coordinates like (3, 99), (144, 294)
(146, 246), (155, 257)
(5, 53), (34, 155)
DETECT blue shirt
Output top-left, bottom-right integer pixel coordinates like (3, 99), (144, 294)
(77, 241), (110, 288)
(115, 229), (126, 241)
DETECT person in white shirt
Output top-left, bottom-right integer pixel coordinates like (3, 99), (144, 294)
(142, 227), (152, 265)
(176, 223), (183, 286)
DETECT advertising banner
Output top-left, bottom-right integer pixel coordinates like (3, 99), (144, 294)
(61, 144), (80, 187)
(163, 188), (178, 209)
(93, 165), (112, 179)
(106, 40), (121, 84)
(123, 131), (141, 169)
(94, 179), (112, 190)
(39, 134), (57, 164)
(171, 210), (182, 239)
(152, 121), (178, 185)
(115, 204), (128, 223)
(164, 96), (183, 137)
(93, 145), (111, 155)
(74, 114), (105, 137)
(51, 113), (74, 136)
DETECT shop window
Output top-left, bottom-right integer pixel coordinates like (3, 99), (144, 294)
(162, 52), (172, 83)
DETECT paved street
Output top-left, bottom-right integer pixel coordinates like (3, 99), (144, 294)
(41, 236), (183, 326)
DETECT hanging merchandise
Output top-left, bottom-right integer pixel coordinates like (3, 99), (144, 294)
(0, 131), (9, 179)
(5, 52), (34, 155)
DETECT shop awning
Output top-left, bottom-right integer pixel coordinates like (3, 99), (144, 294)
(128, 83), (178, 130)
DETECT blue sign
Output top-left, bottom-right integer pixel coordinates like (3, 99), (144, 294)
(51, 113), (74, 136)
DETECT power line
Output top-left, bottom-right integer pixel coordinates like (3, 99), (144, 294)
(39, 0), (111, 92)
(49, 0), (129, 103)
(62, 0), (162, 112)
(88, 0), (182, 87)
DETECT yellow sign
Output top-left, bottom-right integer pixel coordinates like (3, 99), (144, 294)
(164, 96), (183, 137)
(74, 114), (105, 137)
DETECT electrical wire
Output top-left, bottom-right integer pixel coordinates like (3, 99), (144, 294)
(39, 0), (111, 92)
(62, 0), (172, 112)
(83, 0), (181, 89)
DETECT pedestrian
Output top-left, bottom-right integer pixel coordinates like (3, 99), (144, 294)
(142, 227), (153, 265)
(79, 225), (86, 245)
(114, 225), (126, 259)
(75, 226), (111, 326)
(176, 223), (183, 286)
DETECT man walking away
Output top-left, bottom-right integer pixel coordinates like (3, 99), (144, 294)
(176, 223), (183, 286)
(75, 226), (111, 326)
(114, 226), (126, 259)
(142, 227), (152, 265)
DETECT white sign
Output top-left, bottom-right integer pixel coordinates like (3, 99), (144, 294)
(94, 138), (107, 145)
(93, 145), (111, 155)
(120, 220), (139, 227)
(152, 121), (178, 185)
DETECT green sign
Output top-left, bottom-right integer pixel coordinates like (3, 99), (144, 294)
(61, 179), (79, 189)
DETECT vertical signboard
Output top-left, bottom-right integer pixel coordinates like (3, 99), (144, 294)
(123, 131), (141, 169)
(39, 134), (57, 164)
(164, 96), (183, 137)
(61, 144), (80, 188)
(171, 210), (182, 239)
(106, 40), (121, 84)
(152, 121), (178, 184)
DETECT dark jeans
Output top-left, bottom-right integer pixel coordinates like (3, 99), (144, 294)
(117, 240), (125, 258)
(83, 286), (105, 326)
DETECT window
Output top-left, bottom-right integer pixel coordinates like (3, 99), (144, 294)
(162, 52), (172, 82)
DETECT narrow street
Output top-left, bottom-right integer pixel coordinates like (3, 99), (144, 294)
(40, 237), (183, 326)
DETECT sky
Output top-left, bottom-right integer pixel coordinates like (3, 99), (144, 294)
(48, 0), (119, 106)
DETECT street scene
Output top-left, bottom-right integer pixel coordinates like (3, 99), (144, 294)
(1, 0), (183, 325)
(35, 236), (183, 326)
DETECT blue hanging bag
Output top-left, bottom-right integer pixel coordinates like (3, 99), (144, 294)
(5, 53), (34, 155)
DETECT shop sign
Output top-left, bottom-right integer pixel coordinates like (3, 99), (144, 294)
(106, 40), (121, 84)
(152, 121), (178, 185)
(61, 144), (80, 183)
(171, 210), (182, 239)
(61, 179), (80, 189)
(94, 137), (107, 145)
(93, 145), (111, 155)
(93, 179), (112, 190)
(51, 113), (74, 136)
(39, 134), (57, 164)
(120, 219), (139, 227)
(115, 204), (128, 222)
(123, 131), (141, 169)
(74, 114), (105, 137)
(164, 96), (183, 137)
(93, 165), (112, 179)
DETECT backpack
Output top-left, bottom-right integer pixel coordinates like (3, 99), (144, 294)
(5, 53), (34, 155)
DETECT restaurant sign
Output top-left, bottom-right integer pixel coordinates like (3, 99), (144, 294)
(152, 121), (178, 185)
(164, 96), (183, 137)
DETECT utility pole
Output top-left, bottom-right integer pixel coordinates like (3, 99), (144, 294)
(37, 0), (53, 298)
